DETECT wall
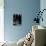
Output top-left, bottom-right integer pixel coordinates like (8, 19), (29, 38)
(40, 0), (46, 26)
(4, 0), (40, 42)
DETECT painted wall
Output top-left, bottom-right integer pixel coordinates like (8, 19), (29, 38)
(40, 0), (46, 26)
(4, 0), (40, 42)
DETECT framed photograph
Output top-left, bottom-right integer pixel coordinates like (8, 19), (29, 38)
(13, 14), (22, 26)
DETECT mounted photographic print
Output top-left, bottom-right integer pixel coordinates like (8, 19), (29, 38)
(13, 14), (22, 26)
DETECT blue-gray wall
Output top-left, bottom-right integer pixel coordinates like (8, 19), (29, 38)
(4, 0), (40, 42)
(40, 0), (46, 27)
